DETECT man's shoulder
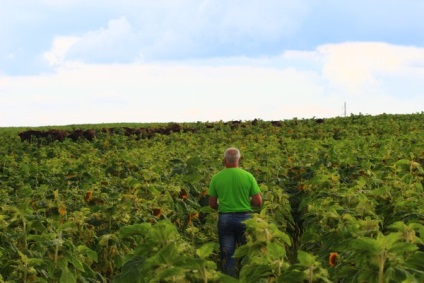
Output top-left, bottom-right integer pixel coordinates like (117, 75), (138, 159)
(213, 168), (254, 178)
(238, 168), (254, 176)
(211, 169), (227, 181)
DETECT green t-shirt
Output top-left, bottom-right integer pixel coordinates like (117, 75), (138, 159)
(209, 168), (261, 213)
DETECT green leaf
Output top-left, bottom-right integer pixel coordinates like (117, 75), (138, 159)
(118, 223), (151, 238)
(233, 244), (250, 258)
(240, 264), (273, 281)
(28, 258), (45, 266)
(405, 251), (424, 271)
(77, 245), (98, 263)
(99, 234), (119, 246)
(113, 255), (146, 283)
(350, 237), (379, 255)
(382, 232), (402, 249)
(394, 159), (411, 166)
(27, 234), (53, 242)
(58, 220), (75, 232)
(60, 267), (76, 283)
(186, 156), (202, 167)
(196, 242), (216, 259)
(390, 242), (418, 254)
(157, 267), (185, 279)
(388, 221), (407, 231)
(272, 229), (292, 246)
(57, 257), (69, 270)
(278, 270), (305, 283)
(179, 258), (202, 270)
(183, 173), (202, 183)
(297, 250), (315, 267)
(147, 243), (180, 265)
(199, 206), (214, 213)
(267, 242), (286, 260)
(66, 253), (85, 272)
(218, 273), (240, 283)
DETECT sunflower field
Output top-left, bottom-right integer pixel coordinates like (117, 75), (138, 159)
(0, 113), (423, 283)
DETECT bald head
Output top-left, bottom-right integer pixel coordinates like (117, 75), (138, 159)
(223, 148), (241, 167)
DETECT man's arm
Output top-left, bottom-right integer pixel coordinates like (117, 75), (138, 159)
(250, 193), (262, 207)
(209, 196), (219, 209)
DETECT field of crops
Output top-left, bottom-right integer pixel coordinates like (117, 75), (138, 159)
(1, 113), (423, 283)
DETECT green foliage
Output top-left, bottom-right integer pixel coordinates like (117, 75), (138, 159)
(336, 232), (424, 283)
(0, 113), (423, 282)
(114, 221), (223, 283)
(234, 213), (292, 282)
(279, 250), (331, 283)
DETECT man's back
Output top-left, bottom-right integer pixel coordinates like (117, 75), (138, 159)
(209, 167), (259, 213)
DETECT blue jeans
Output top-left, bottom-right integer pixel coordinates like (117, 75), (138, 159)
(218, 213), (251, 277)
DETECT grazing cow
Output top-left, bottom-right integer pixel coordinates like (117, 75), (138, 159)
(123, 127), (136, 137)
(251, 118), (259, 126)
(68, 129), (96, 141)
(270, 121), (283, 127)
(227, 120), (242, 129)
(18, 130), (45, 142)
(67, 130), (84, 141)
(82, 129), (96, 141)
(18, 129), (68, 143)
(168, 122), (182, 133)
(46, 130), (68, 142)
(205, 123), (215, 129)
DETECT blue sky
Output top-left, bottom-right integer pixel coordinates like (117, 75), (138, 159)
(1, 0), (423, 126)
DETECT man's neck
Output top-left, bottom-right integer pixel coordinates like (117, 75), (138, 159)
(225, 164), (238, 168)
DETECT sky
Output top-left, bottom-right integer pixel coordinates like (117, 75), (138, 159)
(1, 0), (423, 127)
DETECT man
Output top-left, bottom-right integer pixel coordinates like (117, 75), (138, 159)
(209, 147), (262, 277)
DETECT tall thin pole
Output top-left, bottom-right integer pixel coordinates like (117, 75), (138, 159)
(344, 102), (347, 117)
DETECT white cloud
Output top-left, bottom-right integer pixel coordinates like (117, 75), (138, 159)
(1, 41), (424, 127)
(43, 36), (79, 66)
(316, 42), (424, 96)
(42, 17), (139, 66)
(37, 1), (309, 67)
(67, 17), (138, 62)
(3, 0), (424, 79)
(0, 60), (325, 126)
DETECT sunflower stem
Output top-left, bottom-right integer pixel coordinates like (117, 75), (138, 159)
(378, 250), (386, 283)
